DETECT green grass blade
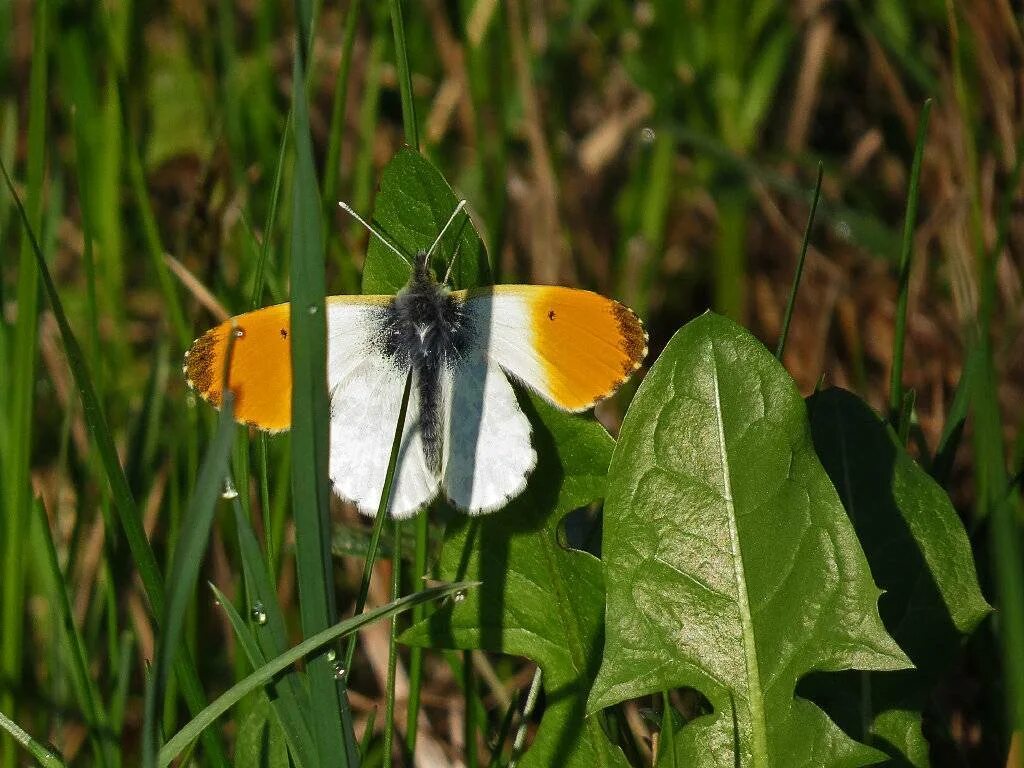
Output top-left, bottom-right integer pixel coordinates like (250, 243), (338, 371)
(322, 0), (362, 213)
(288, 1), (355, 760)
(486, 689), (520, 768)
(0, 709), (66, 768)
(32, 503), (112, 768)
(405, 510), (429, 756)
(208, 581), (313, 768)
(158, 582), (475, 767)
(383, 521), (402, 765)
(142, 378), (237, 768)
(249, 108), (291, 312)
(389, 0), (420, 150)
(932, 361), (973, 486)
(887, 98), (932, 424)
(775, 162), (823, 361)
(119, 80), (190, 350)
(2, 4), (47, 761)
(0, 158), (229, 768)
(231, 494), (317, 767)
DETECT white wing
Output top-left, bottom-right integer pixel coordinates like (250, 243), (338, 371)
(441, 352), (536, 514)
(327, 299), (439, 519)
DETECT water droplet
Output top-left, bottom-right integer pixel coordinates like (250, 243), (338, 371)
(221, 479), (238, 500)
(326, 649), (337, 662)
(308, 304), (318, 315)
(640, 127), (656, 144)
(251, 601), (268, 625)
(332, 661), (347, 680)
(233, 327), (245, 338)
(213, 598), (221, 607)
(453, 589), (467, 603)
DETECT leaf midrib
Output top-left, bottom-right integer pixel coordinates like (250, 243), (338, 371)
(710, 343), (769, 766)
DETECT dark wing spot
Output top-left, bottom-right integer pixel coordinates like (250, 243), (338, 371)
(280, 328), (288, 338)
(548, 309), (556, 320)
(611, 301), (647, 374)
(185, 329), (219, 397)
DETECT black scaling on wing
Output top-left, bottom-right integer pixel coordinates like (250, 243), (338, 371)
(369, 251), (477, 471)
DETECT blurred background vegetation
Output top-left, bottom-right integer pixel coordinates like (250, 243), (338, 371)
(1, 0), (1022, 765)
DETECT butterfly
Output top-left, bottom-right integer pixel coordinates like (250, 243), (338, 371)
(184, 202), (646, 518)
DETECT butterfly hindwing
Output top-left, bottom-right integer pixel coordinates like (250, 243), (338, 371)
(441, 354), (536, 514)
(329, 354), (439, 518)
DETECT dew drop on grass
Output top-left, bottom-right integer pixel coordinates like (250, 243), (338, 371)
(641, 126), (656, 144)
(326, 649), (337, 662)
(251, 601), (268, 625)
(453, 589), (467, 603)
(307, 304), (318, 314)
(221, 479), (239, 500)
(331, 661), (346, 680)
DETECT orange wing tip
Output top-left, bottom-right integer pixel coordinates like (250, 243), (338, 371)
(591, 300), (647, 406)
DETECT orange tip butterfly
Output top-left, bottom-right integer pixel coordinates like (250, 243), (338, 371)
(184, 202), (647, 518)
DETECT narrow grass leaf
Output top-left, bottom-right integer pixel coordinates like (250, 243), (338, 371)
(158, 582), (474, 766)
(249, 108), (291, 312)
(209, 581), (313, 768)
(288, 11), (353, 760)
(32, 503), (113, 768)
(888, 99), (932, 424)
(0, 709), (65, 768)
(590, 313), (910, 767)
(0, 158), (228, 767)
(231, 499), (317, 767)
(776, 163), (823, 361)
(389, 0), (420, 150)
(142, 386), (236, 768)
(2, 5), (47, 760)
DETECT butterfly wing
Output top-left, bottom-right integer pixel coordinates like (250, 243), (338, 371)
(452, 285), (647, 412)
(184, 296), (390, 432)
(329, 355), (439, 518)
(440, 354), (536, 514)
(185, 295), (439, 517)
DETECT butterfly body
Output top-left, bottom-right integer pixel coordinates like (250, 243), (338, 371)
(185, 252), (646, 518)
(370, 252), (474, 471)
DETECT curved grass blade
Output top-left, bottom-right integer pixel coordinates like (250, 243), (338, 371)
(288, 0), (353, 759)
(142, 382), (237, 768)
(2, 6), (46, 761)
(32, 502), (112, 768)
(887, 99), (932, 426)
(208, 582), (313, 768)
(158, 581), (475, 766)
(230, 496), (316, 767)
(775, 162), (823, 361)
(0, 709), (65, 768)
(389, 0), (419, 150)
(0, 156), (228, 768)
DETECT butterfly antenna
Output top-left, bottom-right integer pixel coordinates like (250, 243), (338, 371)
(443, 239), (463, 284)
(337, 201), (411, 265)
(427, 199), (468, 261)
